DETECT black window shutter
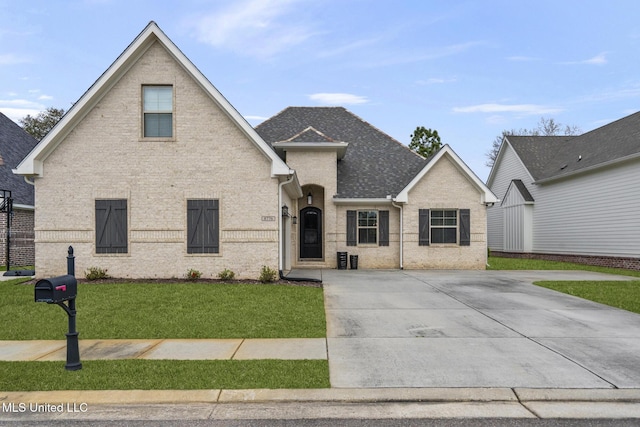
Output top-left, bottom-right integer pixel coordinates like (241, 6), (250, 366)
(188, 200), (219, 254)
(459, 209), (470, 246)
(95, 199), (127, 253)
(378, 210), (389, 246)
(419, 209), (430, 246)
(346, 210), (357, 246)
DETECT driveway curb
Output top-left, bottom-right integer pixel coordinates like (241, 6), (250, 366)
(3, 387), (640, 405)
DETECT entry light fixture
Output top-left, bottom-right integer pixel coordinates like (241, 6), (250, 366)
(282, 204), (289, 217)
(307, 192), (313, 205)
(292, 216), (298, 225)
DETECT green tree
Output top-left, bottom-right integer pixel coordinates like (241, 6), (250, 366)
(409, 126), (442, 158)
(485, 117), (581, 167)
(19, 107), (65, 141)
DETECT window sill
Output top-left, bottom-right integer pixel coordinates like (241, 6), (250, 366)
(94, 253), (130, 257)
(186, 253), (222, 257)
(139, 137), (176, 142)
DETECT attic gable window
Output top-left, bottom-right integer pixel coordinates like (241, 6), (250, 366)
(143, 85), (173, 138)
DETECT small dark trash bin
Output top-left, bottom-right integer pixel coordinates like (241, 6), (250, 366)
(350, 255), (359, 270)
(337, 252), (348, 270)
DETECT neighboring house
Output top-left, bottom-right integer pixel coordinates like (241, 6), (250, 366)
(15, 22), (497, 279)
(487, 111), (640, 270)
(0, 112), (38, 268)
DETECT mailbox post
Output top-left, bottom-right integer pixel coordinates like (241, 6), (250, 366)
(34, 246), (82, 371)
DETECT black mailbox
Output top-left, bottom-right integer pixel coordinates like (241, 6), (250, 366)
(35, 275), (77, 304)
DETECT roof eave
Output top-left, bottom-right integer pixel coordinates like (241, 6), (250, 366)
(534, 152), (640, 184)
(14, 21), (289, 178)
(332, 197), (394, 205)
(272, 141), (349, 160)
(396, 145), (498, 204)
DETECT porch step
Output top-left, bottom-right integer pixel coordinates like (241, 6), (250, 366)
(295, 261), (329, 269)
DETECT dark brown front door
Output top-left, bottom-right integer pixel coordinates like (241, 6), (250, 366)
(300, 207), (322, 259)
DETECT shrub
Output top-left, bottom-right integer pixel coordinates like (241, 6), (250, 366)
(85, 266), (109, 281)
(186, 269), (202, 281)
(258, 265), (278, 283)
(217, 268), (235, 281)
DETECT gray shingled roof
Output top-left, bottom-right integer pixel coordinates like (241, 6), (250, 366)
(0, 113), (38, 206)
(507, 110), (640, 181)
(255, 107), (428, 198)
(512, 179), (534, 202)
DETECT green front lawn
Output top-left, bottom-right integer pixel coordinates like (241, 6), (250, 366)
(487, 256), (640, 277)
(534, 280), (640, 315)
(0, 280), (329, 390)
(0, 360), (330, 391)
(0, 281), (326, 340)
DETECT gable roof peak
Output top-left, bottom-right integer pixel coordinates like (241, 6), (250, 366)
(14, 21), (291, 178)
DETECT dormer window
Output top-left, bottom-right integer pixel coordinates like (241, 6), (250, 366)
(143, 85), (173, 138)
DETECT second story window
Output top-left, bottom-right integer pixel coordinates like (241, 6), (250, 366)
(143, 85), (173, 138)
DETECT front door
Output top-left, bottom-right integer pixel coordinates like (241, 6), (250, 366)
(300, 207), (322, 259)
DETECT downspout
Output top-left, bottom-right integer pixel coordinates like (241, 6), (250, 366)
(278, 173), (295, 273)
(391, 199), (403, 269)
(23, 176), (35, 186)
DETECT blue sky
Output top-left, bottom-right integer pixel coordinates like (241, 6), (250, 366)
(2, 0), (640, 180)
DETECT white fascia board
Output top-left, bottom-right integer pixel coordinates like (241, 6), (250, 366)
(15, 24), (159, 177)
(332, 198), (394, 205)
(272, 142), (349, 160)
(396, 145), (499, 204)
(534, 152), (640, 184)
(486, 136), (508, 187)
(14, 22), (289, 178)
(281, 171), (303, 199)
(155, 26), (289, 177)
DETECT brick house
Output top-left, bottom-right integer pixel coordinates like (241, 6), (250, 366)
(0, 112), (37, 268)
(15, 22), (497, 279)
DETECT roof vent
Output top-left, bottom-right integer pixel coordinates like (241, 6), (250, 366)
(578, 155), (582, 161)
(560, 164), (568, 170)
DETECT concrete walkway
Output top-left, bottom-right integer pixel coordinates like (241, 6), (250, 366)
(0, 338), (327, 361)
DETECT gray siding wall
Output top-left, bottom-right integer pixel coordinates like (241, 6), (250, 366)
(502, 186), (533, 252)
(533, 159), (640, 257)
(487, 143), (537, 251)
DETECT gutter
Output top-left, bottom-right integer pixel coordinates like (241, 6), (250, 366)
(278, 172), (296, 272)
(391, 198), (404, 270)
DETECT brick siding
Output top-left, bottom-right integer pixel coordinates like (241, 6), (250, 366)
(491, 251), (640, 271)
(0, 209), (35, 267)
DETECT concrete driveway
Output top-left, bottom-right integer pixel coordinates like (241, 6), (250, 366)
(323, 269), (640, 389)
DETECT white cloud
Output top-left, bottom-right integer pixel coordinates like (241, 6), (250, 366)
(452, 103), (563, 115)
(583, 52), (608, 65)
(38, 95), (53, 101)
(0, 98), (46, 122)
(244, 115), (269, 123)
(507, 56), (540, 62)
(0, 53), (31, 65)
(185, 0), (314, 58)
(308, 93), (369, 105)
(416, 77), (457, 85)
(562, 52), (608, 66)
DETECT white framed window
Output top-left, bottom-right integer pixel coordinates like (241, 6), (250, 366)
(357, 210), (377, 244)
(143, 85), (173, 138)
(430, 209), (457, 244)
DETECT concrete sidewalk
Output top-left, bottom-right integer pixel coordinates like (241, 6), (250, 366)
(0, 338), (327, 361)
(2, 388), (640, 420)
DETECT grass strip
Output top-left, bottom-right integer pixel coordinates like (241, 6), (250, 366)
(488, 256), (640, 277)
(0, 359), (330, 391)
(534, 280), (640, 314)
(0, 282), (326, 340)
